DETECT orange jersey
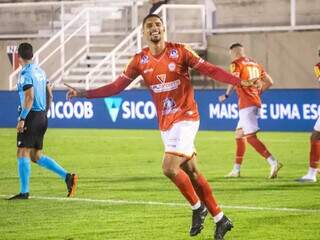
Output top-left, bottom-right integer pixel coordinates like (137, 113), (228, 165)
(230, 57), (266, 109)
(123, 42), (202, 131)
(314, 63), (320, 81)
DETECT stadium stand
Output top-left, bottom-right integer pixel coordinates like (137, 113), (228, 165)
(0, 0), (320, 90)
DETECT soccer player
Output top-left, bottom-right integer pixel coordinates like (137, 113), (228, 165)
(66, 14), (254, 240)
(8, 43), (78, 200)
(296, 47), (320, 182)
(219, 43), (282, 179)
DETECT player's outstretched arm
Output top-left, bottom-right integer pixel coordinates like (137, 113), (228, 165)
(218, 84), (234, 103)
(65, 74), (133, 100)
(65, 83), (86, 100)
(195, 60), (242, 86)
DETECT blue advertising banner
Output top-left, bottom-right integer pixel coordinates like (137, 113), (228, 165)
(0, 89), (319, 131)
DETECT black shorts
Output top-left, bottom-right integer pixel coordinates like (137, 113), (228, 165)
(17, 111), (48, 150)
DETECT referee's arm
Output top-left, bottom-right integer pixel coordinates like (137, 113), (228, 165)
(46, 83), (53, 112)
(17, 87), (34, 133)
(23, 87), (34, 111)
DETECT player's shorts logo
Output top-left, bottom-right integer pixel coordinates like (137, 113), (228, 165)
(141, 55), (149, 64)
(169, 49), (179, 59)
(168, 62), (176, 72)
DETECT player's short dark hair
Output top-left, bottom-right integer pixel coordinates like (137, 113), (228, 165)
(18, 42), (33, 60)
(229, 43), (243, 50)
(142, 14), (163, 27)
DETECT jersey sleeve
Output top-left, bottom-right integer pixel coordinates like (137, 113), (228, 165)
(314, 65), (320, 80)
(182, 44), (203, 68)
(122, 55), (140, 80)
(21, 73), (33, 91)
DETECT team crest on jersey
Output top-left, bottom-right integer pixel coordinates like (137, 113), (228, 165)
(156, 74), (166, 83)
(168, 62), (176, 72)
(169, 49), (179, 59)
(141, 55), (149, 64)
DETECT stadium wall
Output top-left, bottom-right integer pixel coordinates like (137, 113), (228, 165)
(1, 31), (319, 90)
(207, 30), (320, 89)
(0, 89), (318, 132)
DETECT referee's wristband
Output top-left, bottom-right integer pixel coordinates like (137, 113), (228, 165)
(19, 108), (31, 121)
(224, 94), (229, 98)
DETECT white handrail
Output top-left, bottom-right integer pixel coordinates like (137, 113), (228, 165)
(8, 6), (123, 90)
(85, 4), (207, 89)
(40, 22), (88, 67)
(85, 25), (142, 86)
(8, 8), (87, 90)
(50, 45), (88, 83)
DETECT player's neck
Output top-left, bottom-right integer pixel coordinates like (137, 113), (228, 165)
(233, 54), (245, 61)
(149, 41), (166, 56)
(20, 60), (32, 67)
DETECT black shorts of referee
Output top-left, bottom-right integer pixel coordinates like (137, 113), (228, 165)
(17, 111), (48, 150)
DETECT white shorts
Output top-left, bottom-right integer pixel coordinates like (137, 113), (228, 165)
(160, 120), (199, 158)
(314, 116), (320, 131)
(236, 106), (260, 135)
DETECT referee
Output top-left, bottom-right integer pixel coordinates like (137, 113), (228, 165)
(8, 42), (77, 200)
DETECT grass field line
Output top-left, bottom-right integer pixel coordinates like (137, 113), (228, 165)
(45, 135), (309, 143)
(1, 194), (319, 214)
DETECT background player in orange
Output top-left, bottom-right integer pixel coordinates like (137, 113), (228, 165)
(66, 14), (254, 240)
(219, 43), (282, 179)
(296, 47), (320, 182)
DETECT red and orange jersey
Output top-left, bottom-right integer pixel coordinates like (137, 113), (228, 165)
(230, 57), (265, 109)
(314, 62), (320, 81)
(123, 42), (201, 131)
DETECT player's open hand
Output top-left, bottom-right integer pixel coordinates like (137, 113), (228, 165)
(218, 94), (227, 103)
(64, 83), (86, 100)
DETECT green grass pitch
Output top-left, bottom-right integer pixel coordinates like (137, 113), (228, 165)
(0, 128), (319, 239)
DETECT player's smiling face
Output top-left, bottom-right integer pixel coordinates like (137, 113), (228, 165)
(143, 17), (165, 44)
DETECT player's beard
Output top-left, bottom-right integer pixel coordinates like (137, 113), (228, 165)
(150, 35), (161, 44)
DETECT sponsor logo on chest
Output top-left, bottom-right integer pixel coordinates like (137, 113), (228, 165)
(150, 74), (181, 93)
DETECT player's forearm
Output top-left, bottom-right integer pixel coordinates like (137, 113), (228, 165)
(260, 82), (272, 93)
(260, 73), (273, 93)
(86, 75), (133, 99)
(195, 61), (241, 86)
(225, 85), (234, 96)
